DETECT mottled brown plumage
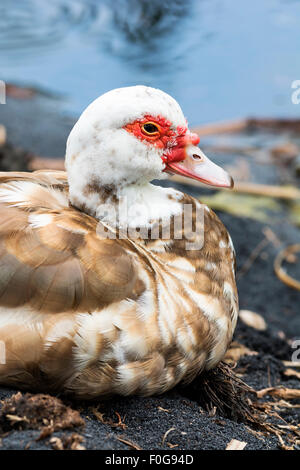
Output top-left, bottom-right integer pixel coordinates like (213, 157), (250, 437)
(0, 170), (238, 398)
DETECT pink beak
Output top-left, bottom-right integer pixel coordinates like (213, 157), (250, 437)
(165, 144), (234, 189)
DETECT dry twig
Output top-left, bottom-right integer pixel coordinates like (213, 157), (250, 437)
(162, 428), (176, 445)
(284, 369), (300, 380)
(283, 361), (300, 368)
(274, 244), (300, 291)
(91, 408), (126, 430)
(115, 436), (142, 450)
(256, 387), (300, 400)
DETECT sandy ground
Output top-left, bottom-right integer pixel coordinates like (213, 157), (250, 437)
(0, 94), (299, 450)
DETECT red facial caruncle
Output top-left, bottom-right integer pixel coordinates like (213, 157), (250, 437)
(123, 114), (233, 188)
(123, 114), (200, 165)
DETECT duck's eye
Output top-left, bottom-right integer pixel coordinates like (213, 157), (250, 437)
(141, 122), (160, 135)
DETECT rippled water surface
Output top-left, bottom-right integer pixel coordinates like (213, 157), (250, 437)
(0, 0), (300, 123)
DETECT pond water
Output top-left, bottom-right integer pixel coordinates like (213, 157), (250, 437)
(0, 0), (300, 124)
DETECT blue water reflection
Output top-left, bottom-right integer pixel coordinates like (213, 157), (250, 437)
(0, 0), (299, 123)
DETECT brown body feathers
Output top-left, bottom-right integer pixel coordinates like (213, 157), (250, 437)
(0, 171), (238, 398)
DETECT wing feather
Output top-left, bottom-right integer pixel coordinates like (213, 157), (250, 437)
(0, 171), (137, 313)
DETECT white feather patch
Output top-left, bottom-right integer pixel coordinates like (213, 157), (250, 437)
(28, 213), (53, 228)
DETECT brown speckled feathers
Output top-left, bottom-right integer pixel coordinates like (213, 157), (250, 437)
(0, 171), (136, 312)
(0, 171), (238, 398)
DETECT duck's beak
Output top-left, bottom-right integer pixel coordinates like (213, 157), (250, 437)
(165, 145), (234, 189)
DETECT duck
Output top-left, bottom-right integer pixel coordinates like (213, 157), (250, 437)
(0, 86), (238, 399)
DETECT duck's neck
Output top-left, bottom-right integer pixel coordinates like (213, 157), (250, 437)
(69, 181), (184, 229)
